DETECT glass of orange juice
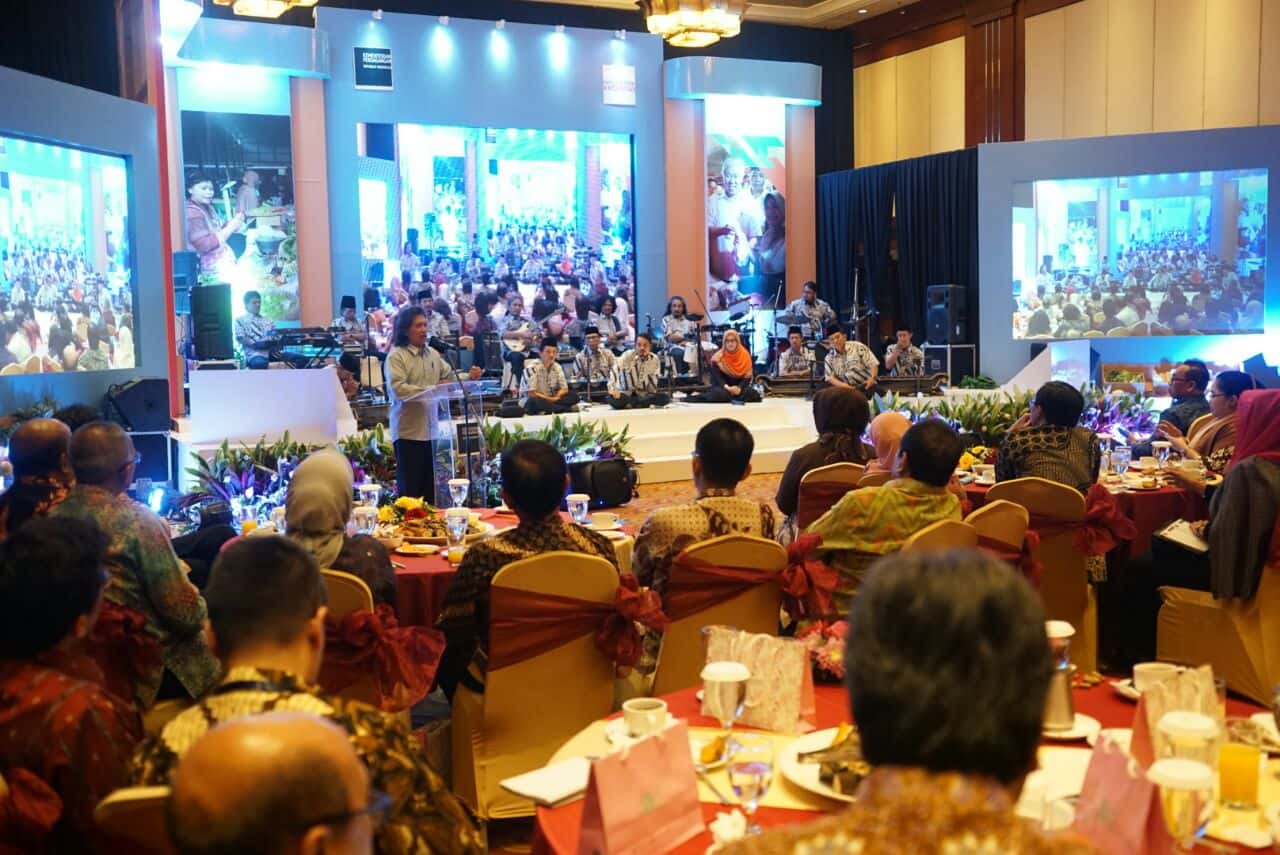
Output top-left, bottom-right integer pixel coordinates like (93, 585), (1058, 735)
(1218, 740), (1260, 810)
(240, 518), (258, 535)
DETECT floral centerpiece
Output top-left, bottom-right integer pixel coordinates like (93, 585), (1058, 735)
(797, 620), (847, 683)
(377, 496), (432, 526)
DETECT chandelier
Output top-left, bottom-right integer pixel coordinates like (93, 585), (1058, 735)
(637, 0), (747, 48)
(211, 0), (316, 18)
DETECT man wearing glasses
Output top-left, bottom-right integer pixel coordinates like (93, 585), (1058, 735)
(1159, 360), (1211, 436)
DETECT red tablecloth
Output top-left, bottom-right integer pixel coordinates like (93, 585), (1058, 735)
(532, 683), (1264, 855)
(965, 483), (1208, 556)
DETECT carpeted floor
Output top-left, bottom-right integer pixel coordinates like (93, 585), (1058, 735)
(625, 471), (784, 523)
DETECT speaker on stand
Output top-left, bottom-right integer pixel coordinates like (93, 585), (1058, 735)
(104, 378), (175, 488)
(190, 283), (235, 361)
(926, 284), (967, 344)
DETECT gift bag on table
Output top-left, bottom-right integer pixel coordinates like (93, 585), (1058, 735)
(577, 721), (703, 855)
(1072, 734), (1176, 854)
(701, 626), (815, 734)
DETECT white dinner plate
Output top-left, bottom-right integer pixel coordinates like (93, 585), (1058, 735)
(778, 728), (859, 804)
(587, 521), (624, 531)
(1110, 679), (1141, 702)
(1043, 713), (1101, 742)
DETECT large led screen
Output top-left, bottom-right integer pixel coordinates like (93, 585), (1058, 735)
(1012, 168), (1267, 339)
(0, 133), (135, 372)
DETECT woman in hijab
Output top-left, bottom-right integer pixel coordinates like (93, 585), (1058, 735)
(865, 411), (912, 475)
(286, 448), (397, 608)
(775, 387), (874, 522)
(703, 329), (760, 403)
(1117, 388), (1280, 663)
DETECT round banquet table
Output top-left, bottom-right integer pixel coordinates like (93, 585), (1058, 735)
(393, 510), (635, 629)
(531, 683), (1265, 855)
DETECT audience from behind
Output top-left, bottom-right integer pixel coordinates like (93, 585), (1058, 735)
(996, 381), (1101, 494)
(52, 403), (103, 434)
(52, 421), (219, 707)
(130, 534), (482, 854)
(774, 387), (874, 526)
(635, 418), (777, 603)
(0, 517), (143, 851)
(286, 448), (397, 608)
(864, 411), (910, 476)
(806, 418), (965, 616)
(436, 439), (619, 698)
(1158, 370), (1258, 475)
(723, 549), (1100, 854)
(0, 417), (73, 540)
(167, 713), (376, 855)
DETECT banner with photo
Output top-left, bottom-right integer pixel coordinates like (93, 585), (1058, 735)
(705, 95), (786, 314)
(181, 111), (300, 324)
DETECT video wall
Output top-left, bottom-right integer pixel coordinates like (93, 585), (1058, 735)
(705, 95), (786, 313)
(357, 122), (634, 292)
(0, 132), (136, 373)
(1012, 167), (1267, 339)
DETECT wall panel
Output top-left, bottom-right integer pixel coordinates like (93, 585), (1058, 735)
(1024, 8), (1065, 140)
(1203, 0), (1260, 128)
(930, 37), (966, 153)
(1106, 0), (1155, 134)
(1062, 0), (1108, 139)
(853, 65), (869, 167)
(867, 57), (898, 167)
(1152, 0), (1205, 132)
(895, 46), (932, 159)
(1258, 0), (1280, 124)
(853, 37), (965, 168)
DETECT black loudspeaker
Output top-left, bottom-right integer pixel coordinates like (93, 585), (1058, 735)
(172, 250), (199, 316)
(923, 345), (976, 385)
(926, 284), (968, 343)
(104, 378), (170, 432)
(130, 432), (173, 485)
(190, 283), (234, 360)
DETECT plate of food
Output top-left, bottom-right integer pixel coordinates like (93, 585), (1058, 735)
(690, 733), (729, 770)
(400, 518), (494, 545)
(394, 543), (439, 556)
(778, 724), (866, 804)
(1125, 476), (1163, 491)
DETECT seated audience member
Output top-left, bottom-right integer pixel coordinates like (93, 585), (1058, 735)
(634, 418), (777, 600)
(608, 333), (669, 410)
(0, 417), (73, 540)
(436, 440), (618, 697)
(822, 323), (878, 393)
(0, 518), (143, 851)
(806, 419), (965, 615)
(130, 536), (482, 854)
(723, 550), (1100, 855)
(700, 330), (760, 403)
(519, 337), (580, 415)
(1117, 389), (1280, 664)
(53, 422), (219, 706)
(1157, 370), (1257, 474)
(167, 713), (375, 855)
(1159, 360), (1211, 435)
(286, 448), (396, 608)
(864, 411), (911, 475)
(884, 326), (925, 377)
(52, 403), (102, 433)
(996, 381), (1101, 494)
(775, 388), (873, 526)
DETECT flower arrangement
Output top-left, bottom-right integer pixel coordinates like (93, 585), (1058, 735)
(377, 495), (433, 525)
(797, 620), (847, 682)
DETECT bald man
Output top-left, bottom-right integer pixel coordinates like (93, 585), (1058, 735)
(53, 421), (219, 706)
(0, 417), (73, 539)
(168, 713), (374, 855)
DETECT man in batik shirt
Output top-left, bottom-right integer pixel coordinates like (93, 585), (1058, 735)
(436, 440), (617, 697)
(884, 326), (925, 377)
(721, 550), (1102, 855)
(784, 281), (837, 337)
(130, 537), (483, 855)
(822, 323), (879, 394)
(53, 422), (219, 707)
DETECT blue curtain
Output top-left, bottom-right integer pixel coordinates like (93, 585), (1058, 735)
(894, 149), (980, 343)
(816, 163), (895, 321)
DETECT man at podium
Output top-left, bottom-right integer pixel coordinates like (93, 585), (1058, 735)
(385, 306), (456, 500)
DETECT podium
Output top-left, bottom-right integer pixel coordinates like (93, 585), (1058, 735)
(406, 379), (488, 507)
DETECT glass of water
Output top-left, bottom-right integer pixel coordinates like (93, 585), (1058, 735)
(727, 733), (774, 835)
(566, 493), (591, 525)
(1111, 446), (1132, 478)
(1149, 758), (1214, 850)
(447, 478), (469, 508)
(1153, 441), (1172, 471)
(270, 505), (287, 534)
(352, 505), (378, 536)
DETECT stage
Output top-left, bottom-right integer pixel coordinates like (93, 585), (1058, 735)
(491, 397), (819, 484)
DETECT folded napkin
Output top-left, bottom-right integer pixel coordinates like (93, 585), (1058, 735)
(500, 758), (592, 806)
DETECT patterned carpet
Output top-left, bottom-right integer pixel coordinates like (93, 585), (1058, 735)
(626, 471), (784, 522)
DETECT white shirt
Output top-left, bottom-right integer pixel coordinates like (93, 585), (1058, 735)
(385, 343), (453, 441)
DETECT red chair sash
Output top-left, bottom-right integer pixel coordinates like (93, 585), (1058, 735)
(320, 604), (444, 713)
(87, 601), (163, 706)
(796, 481), (854, 529)
(488, 575), (668, 671)
(977, 530), (1044, 586)
(666, 534), (837, 623)
(1027, 484), (1137, 556)
(0, 768), (62, 851)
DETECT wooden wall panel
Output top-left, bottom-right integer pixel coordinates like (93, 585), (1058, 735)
(895, 46), (933, 159)
(867, 57), (898, 167)
(1152, 0), (1206, 132)
(1062, 0), (1107, 138)
(1203, 0), (1260, 129)
(1257, 0), (1280, 124)
(930, 37), (967, 152)
(853, 65), (869, 167)
(1024, 8), (1065, 140)
(1105, 0), (1154, 134)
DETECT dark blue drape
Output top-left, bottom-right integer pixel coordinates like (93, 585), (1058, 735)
(816, 163), (895, 320)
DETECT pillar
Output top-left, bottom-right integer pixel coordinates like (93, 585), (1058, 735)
(289, 77), (333, 326)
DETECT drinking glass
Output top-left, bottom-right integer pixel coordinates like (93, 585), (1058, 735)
(1099, 434), (1113, 457)
(727, 734), (774, 835)
(444, 509), (469, 563)
(701, 661), (750, 734)
(356, 479), (382, 509)
(447, 478), (469, 509)
(566, 493), (591, 525)
(1149, 758), (1214, 850)
(1153, 441), (1173, 471)
(353, 506), (378, 536)
(1218, 740), (1260, 809)
(1111, 446), (1132, 478)
(1156, 712), (1220, 770)
(270, 505), (287, 534)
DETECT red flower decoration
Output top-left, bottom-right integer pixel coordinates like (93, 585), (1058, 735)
(403, 507), (428, 521)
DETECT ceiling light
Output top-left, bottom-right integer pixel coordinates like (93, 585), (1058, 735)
(211, 0), (314, 18)
(439, 15), (450, 25)
(556, 24), (566, 33)
(496, 18), (506, 29)
(637, 0), (746, 49)
(372, 8), (382, 19)
(858, 8), (868, 13)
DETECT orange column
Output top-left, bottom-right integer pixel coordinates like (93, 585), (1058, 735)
(784, 104), (816, 304)
(290, 77), (334, 326)
(663, 98), (707, 308)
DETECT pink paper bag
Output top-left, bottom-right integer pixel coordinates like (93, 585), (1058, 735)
(1072, 735), (1176, 854)
(577, 721), (704, 855)
(702, 627), (815, 734)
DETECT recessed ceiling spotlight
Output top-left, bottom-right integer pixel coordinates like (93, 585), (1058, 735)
(372, 8), (382, 19)
(439, 15), (450, 25)
(496, 18), (506, 29)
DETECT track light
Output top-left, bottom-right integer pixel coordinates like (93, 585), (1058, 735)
(371, 8), (382, 19)
(496, 18), (506, 29)
(439, 15), (450, 25)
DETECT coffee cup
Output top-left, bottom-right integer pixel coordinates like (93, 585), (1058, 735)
(1139, 456), (1158, 469)
(622, 697), (668, 737)
(1133, 661), (1178, 692)
(973, 463), (995, 483)
(590, 511), (619, 529)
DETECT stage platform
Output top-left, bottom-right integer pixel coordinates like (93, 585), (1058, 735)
(486, 397), (818, 485)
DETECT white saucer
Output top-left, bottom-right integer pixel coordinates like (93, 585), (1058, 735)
(587, 521), (623, 531)
(974, 477), (996, 486)
(602, 715), (677, 747)
(1110, 679), (1141, 702)
(1043, 713), (1102, 742)
(1087, 727), (1133, 753)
